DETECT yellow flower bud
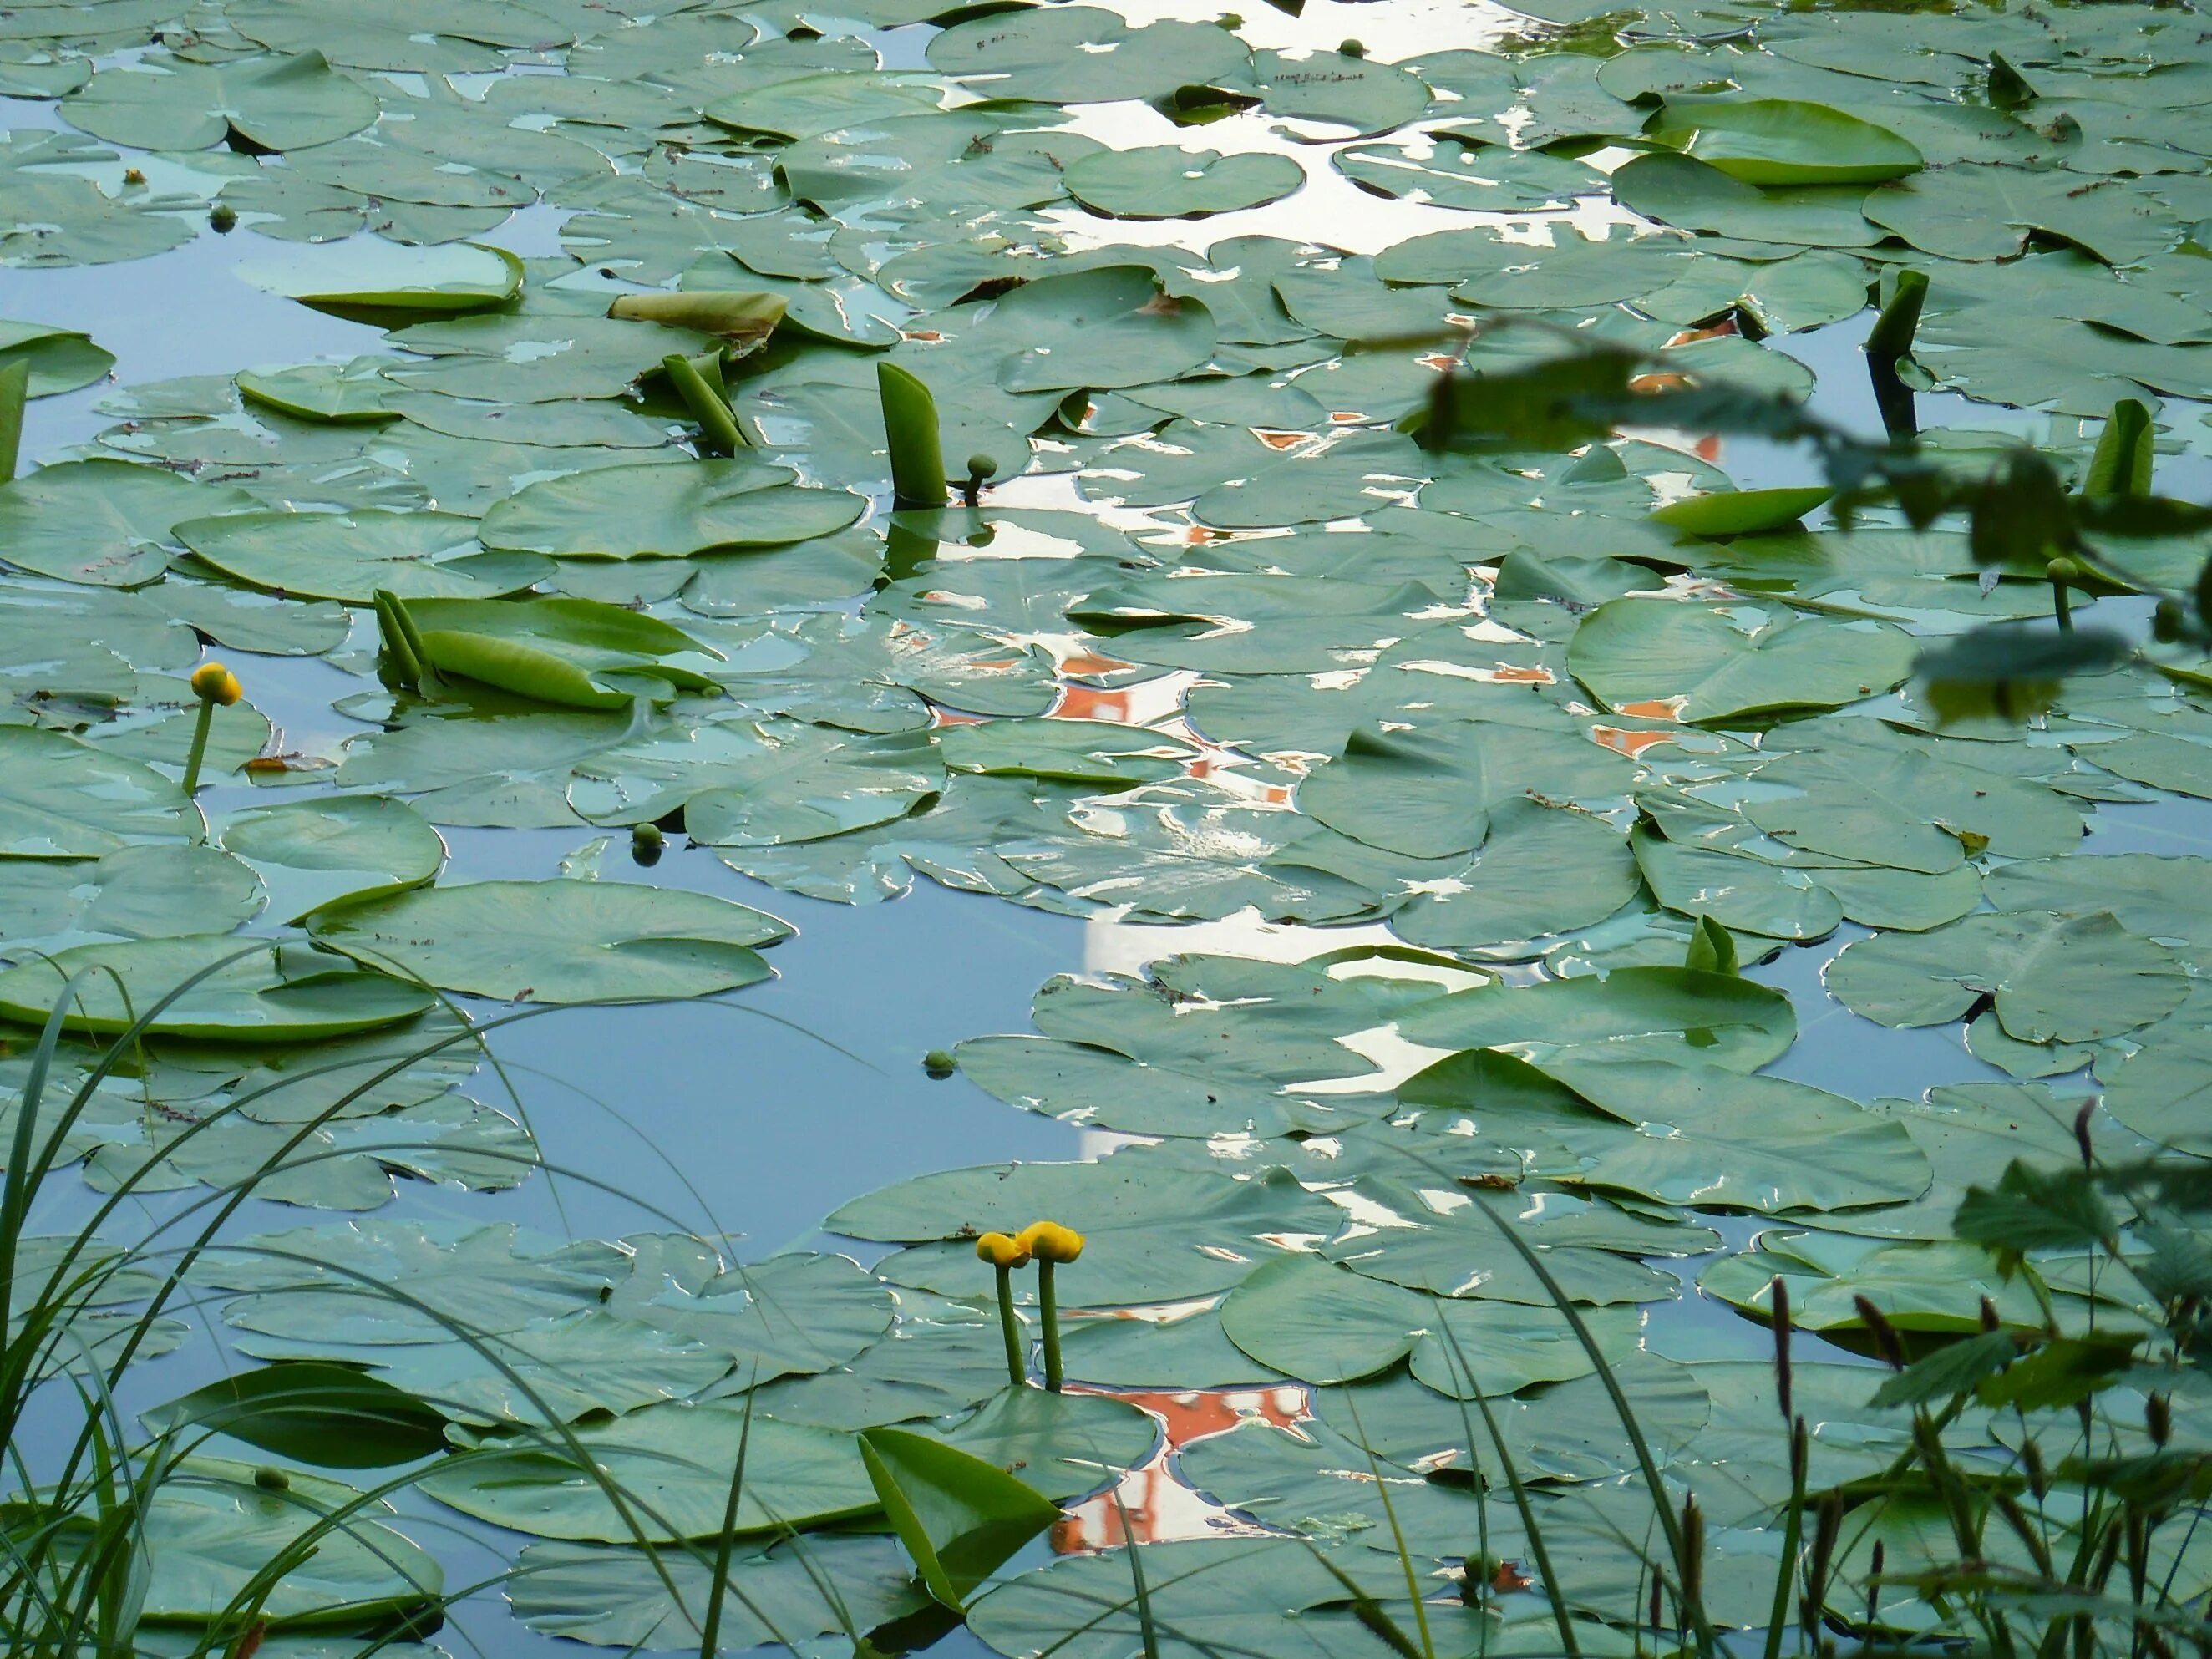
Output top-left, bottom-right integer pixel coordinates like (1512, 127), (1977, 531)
(1017, 1220), (1084, 1264)
(190, 662), (243, 706)
(975, 1231), (1030, 1270)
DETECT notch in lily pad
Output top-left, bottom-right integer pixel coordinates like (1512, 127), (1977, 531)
(880, 362), (949, 510)
(858, 1428), (1061, 1611)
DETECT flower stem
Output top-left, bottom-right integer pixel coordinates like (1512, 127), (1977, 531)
(180, 696), (216, 798)
(994, 1262), (1024, 1387)
(1039, 1259), (1062, 1393)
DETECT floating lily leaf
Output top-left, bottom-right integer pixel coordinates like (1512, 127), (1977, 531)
(420, 1402), (880, 1541)
(510, 1535), (929, 1650)
(1646, 99), (1924, 185)
(1748, 728), (2084, 871)
(307, 879), (789, 1004)
(0, 460), (255, 586)
(220, 796), (446, 922)
(0, 939), (436, 1043)
(240, 242), (525, 322)
(927, 8), (1250, 104)
(937, 720), (1198, 789)
(836, 1150), (1339, 1308)
(1631, 826), (1842, 941)
(1252, 48), (1429, 137)
(479, 458), (864, 559)
(861, 1426), (1063, 1610)
(1834, 907), (2190, 1046)
(1611, 152), (1884, 247)
(992, 266), (1218, 394)
(64, 51), (379, 153)
(0, 727), (194, 857)
(1336, 134), (1604, 213)
(1389, 797), (1640, 951)
(1377, 224), (1697, 304)
(118, 1458), (443, 1626)
(1398, 966), (1796, 1072)
(0, 845), (264, 952)
(1066, 147), (1305, 219)
(175, 510), (550, 602)
(1568, 598), (1916, 724)
(677, 726), (944, 846)
(0, 318), (113, 396)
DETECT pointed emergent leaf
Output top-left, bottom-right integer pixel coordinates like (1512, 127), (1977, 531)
(145, 1361), (449, 1467)
(0, 358), (26, 483)
(859, 1427), (1061, 1611)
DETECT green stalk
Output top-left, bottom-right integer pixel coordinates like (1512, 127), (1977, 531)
(180, 696), (216, 799)
(663, 352), (745, 455)
(994, 1263), (1025, 1388)
(1039, 1259), (1063, 1393)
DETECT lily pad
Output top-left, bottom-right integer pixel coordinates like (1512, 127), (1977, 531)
(1828, 910), (2190, 1043)
(1568, 599), (1916, 724)
(1646, 99), (1924, 186)
(0, 938), (436, 1042)
(220, 796), (446, 922)
(0, 460), (256, 586)
(64, 51), (379, 153)
(479, 458), (864, 559)
(1065, 148), (1305, 220)
(0, 318), (113, 396)
(176, 510), (551, 602)
(307, 879), (790, 1004)
(0, 726), (193, 857)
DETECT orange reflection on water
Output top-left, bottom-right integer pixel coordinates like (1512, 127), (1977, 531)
(1616, 696), (1687, 720)
(1051, 1383), (1311, 1553)
(1489, 663), (1555, 685)
(1591, 724), (1677, 758)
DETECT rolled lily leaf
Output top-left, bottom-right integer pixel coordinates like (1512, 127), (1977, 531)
(662, 352), (745, 455)
(859, 1427), (1061, 1611)
(879, 362), (949, 510)
(2083, 398), (2154, 500)
(610, 289), (785, 351)
(383, 593), (723, 710)
(1651, 485), (1831, 539)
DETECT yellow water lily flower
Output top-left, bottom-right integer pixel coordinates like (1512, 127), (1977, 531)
(1017, 1220), (1084, 1264)
(974, 1231), (1031, 1270)
(190, 662), (243, 706)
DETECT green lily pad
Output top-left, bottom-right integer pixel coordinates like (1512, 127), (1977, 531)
(0, 318), (113, 396)
(0, 844), (264, 952)
(0, 726), (194, 857)
(1398, 965), (1796, 1071)
(220, 796), (446, 922)
(0, 938), (436, 1042)
(1829, 909), (2190, 1043)
(0, 460), (256, 586)
(307, 879), (790, 1004)
(419, 1401), (880, 1541)
(1647, 98), (1924, 185)
(239, 241), (525, 321)
(478, 458), (864, 559)
(510, 1535), (929, 1650)
(1568, 598), (1916, 724)
(175, 510), (551, 602)
(236, 358), (399, 424)
(1611, 151), (1885, 247)
(927, 8), (1250, 104)
(1066, 148), (1305, 219)
(122, 1458), (443, 1627)
(63, 51), (379, 153)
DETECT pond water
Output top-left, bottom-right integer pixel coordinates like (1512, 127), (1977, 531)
(4, 0), (2212, 1651)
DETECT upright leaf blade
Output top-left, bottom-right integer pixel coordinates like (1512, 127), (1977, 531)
(858, 1426), (1061, 1610)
